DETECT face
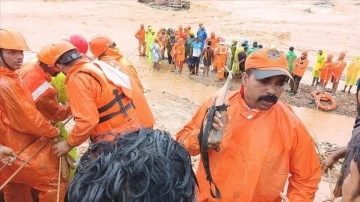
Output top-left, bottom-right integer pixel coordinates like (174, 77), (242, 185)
(43, 64), (61, 77)
(342, 160), (360, 201)
(0, 49), (24, 70)
(318, 50), (323, 55)
(242, 71), (287, 110)
(57, 64), (69, 75)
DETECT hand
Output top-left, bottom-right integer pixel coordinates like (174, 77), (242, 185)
(279, 192), (289, 202)
(322, 156), (336, 172)
(53, 141), (73, 157)
(0, 145), (17, 165)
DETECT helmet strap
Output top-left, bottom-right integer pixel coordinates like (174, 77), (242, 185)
(0, 50), (13, 70)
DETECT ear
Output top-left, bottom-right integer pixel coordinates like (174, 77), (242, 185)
(242, 72), (248, 86)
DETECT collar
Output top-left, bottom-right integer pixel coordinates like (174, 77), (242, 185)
(237, 85), (261, 120)
(0, 66), (18, 78)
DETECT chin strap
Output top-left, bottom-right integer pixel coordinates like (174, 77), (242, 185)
(0, 50), (12, 69)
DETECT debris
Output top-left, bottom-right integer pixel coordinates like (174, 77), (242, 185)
(303, 8), (312, 13)
(314, 0), (335, 7)
(138, 0), (191, 11)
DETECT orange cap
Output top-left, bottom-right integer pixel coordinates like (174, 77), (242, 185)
(0, 29), (29, 51)
(37, 43), (55, 65)
(245, 48), (292, 79)
(89, 35), (113, 58)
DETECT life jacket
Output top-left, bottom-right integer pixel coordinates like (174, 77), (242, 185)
(18, 62), (57, 102)
(78, 62), (138, 137)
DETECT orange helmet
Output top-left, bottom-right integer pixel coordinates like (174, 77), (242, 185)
(37, 43), (55, 65)
(89, 35), (113, 58)
(0, 29), (29, 50)
(66, 34), (88, 54)
(49, 41), (77, 65)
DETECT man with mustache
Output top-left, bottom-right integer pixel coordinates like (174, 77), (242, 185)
(177, 48), (321, 201)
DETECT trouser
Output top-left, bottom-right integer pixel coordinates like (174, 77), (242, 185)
(3, 180), (67, 202)
(138, 41), (146, 55)
(332, 77), (340, 93)
(217, 63), (225, 80)
(239, 63), (245, 73)
(290, 75), (302, 94)
(191, 57), (200, 74)
(167, 49), (173, 64)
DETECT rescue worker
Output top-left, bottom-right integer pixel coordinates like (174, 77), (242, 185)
(213, 38), (229, 82)
(18, 43), (72, 122)
(135, 23), (146, 56)
(289, 50), (309, 95)
(50, 41), (141, 157)
(319, 54), (334, 91)
(18, 43), (77, 179)
(205, 32), (217, 49)
(88, 35), (154, 127)
(311, 49), (326, 86)
(342, 56), (360, 94)
(176, 48), (321, 201)
(173, 38), (185, 74)
(0, 29), (65, 201)
(331, 52), (347, 94)
(52, 34), (90, 104)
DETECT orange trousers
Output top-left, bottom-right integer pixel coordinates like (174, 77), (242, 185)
(3, 180), (67, 202)
(217, 62), (225, 80)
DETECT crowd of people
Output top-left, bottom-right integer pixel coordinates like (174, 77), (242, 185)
(0, 26), (359, 202)
(135, 23), (360, 96)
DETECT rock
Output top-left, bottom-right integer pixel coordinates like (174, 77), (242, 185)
(314, 0), (335, 7)
(303, 8), (312, 13)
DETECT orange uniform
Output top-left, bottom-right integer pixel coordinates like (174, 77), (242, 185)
(292, 57), (309, 77)
(0, 67), (66, 201)
(332, 52), (347, 80)
(18, 62), (71, 121)
(320, 61), (334, 82)
(206, 37), (218, 49)
(176, 89), (321, 201)
(174, 42), (185, 62)
(99, 56), (155, 128)
(214, 43), (229, 80)
(135, 27), (146, 55)
(64, 58), (141, 146)
(135, 29), (146, 43)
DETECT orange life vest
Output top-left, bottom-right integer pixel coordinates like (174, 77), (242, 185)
(79, 63), (138, 138)
(18, 62), (56, 102)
